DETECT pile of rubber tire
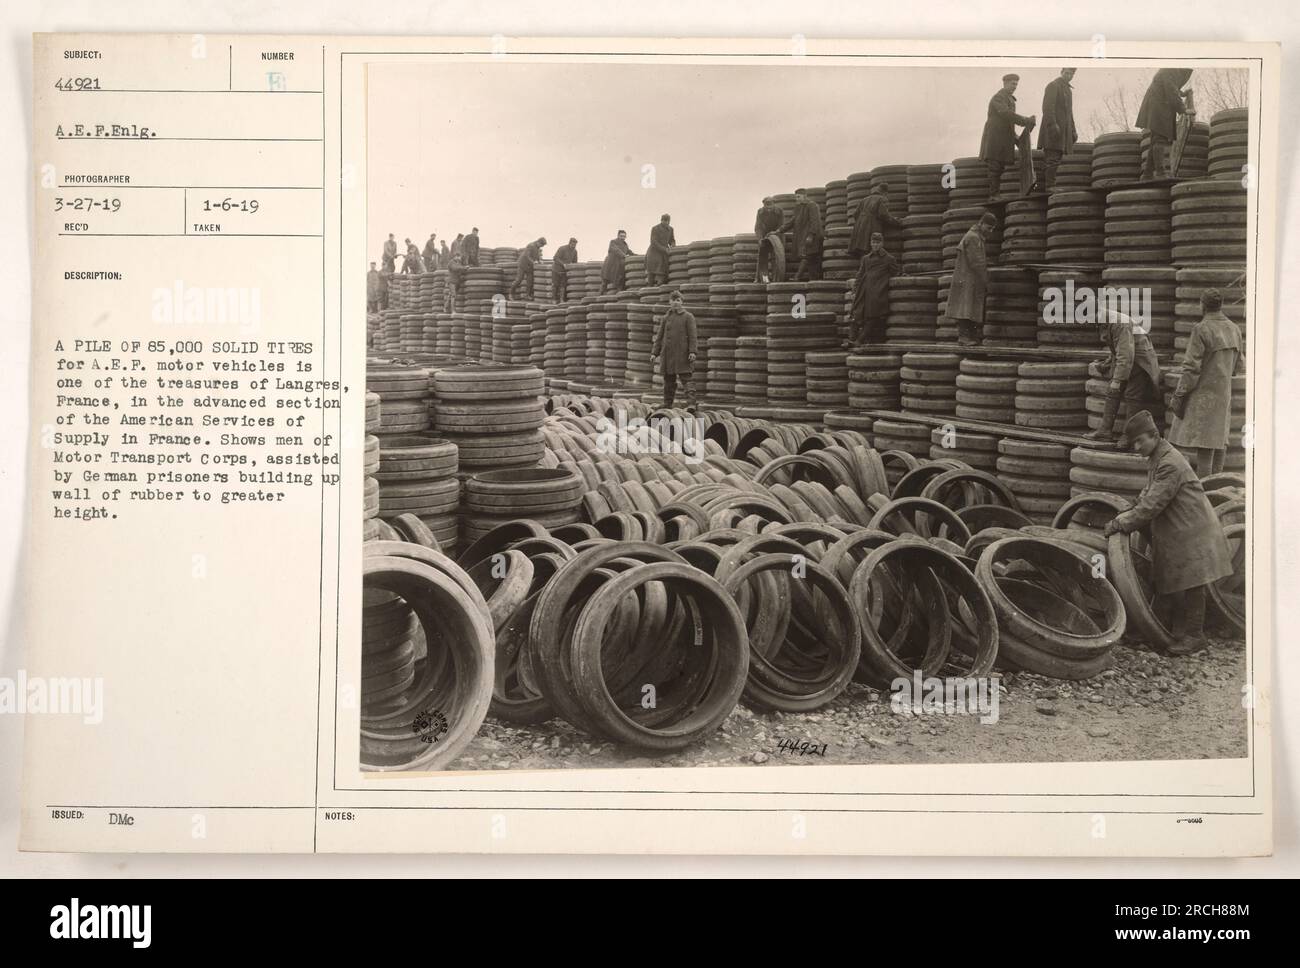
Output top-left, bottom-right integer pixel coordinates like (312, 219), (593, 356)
(692, 304), (739, 395)
(1069, 446), (1149, 504)
(624, 302), (656, 388)
(1091, 131), (1142, 187)
(376, 435), (461, 552)
(1052, 142), (1093, 191)
(561, 304), (588, 382)
(929, 427), (998, 472)
(825, 178), (849, 229)
(946, 156), (989, 206)
(956, 358), (1018, 423)
(1208, 107), (1248, 179)
(847, 352), (902, 411)
(1170, 179), (1248, 266)
(870, 417), (931, 464)
(705, 336), (737, 400)
(1104, 185), (1172, 266)
(806, 351), (849, 408)
(1101, 267), (1176, 350)
(733, 336), (768, 404)
(1001, 196), (1048, 264)
(900, 351), (958, 416)
(433, 364), (546, 472)
(732, 284), (768, 335)
(1015, 361), (1090, 432)
(603, 302), (629, 384)
(463, 467), (583, 543)
(886, 275), (939, 342)
(1046, 189), (1105, 263)
(901, 214), (944, 272)
(361, 541), (494, 771)
(584, 303), (608, 386)
(367, 363), (433, 437)
(1037, 268), (1101, 346)
(980, 266), (1039, 345)
(995, 438), (1072, 524)
(765, 284), (838, 405)
(822, 224), (855, 279)
(907, 163), (949, 215)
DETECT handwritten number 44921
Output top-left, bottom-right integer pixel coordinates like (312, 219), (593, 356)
(776, 738), (827, 757)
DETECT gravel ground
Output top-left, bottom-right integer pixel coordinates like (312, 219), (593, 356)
(449, 634), (1248, 771)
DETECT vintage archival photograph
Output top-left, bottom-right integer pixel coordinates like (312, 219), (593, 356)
(358, 57), (1255, 775)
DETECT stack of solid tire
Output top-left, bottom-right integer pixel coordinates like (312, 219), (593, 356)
(1053, 142), (1093, 191)
(734, 336), (768, 403)
(848, 352), (902, 411)
(1101, 267), (1177, 350)
(906, 163), (949, 214)
(825, 179), (849, 230)
(1170, 179), (1248, 266)
(1037, 268), (1102, 346)
(432, 365), (545, 472)
(368, 364), (433, 437)
(543, 307), (566, 377)
(1015, 361), (1090, 432)
(822, 225), (855, 279)
(1069, 447), (1149, 504)
(363, 393), (382, 540)
(1046, 189), (1105, 263)
(1143, 120), (1209, 178)
(375, 436), (461, 552)
(870, 418), (931, 469)
(886, 275), (939, 342)
(584, 303), (608, 386)
(462, 467), (583, 544)
(955, 359), (1018, 423)
(929, 427), (998, 472)
(1001, 196), (1048, 264)
(1091, 131), (1142, 187)
(805, 351), (849, 408)
(997, 149), (1042, 198)
(996, 438), (1072, 524)
(624, 302), (656, 388)
(693, 305), (738, 394)
(1104, 185), (1172, 266)
(731, 234), (759, 281)
(1208, 108), (1249, 179)
(845, 172), (874, 227)
(901, 215), (944, 272)
(946, 157), (989, 206)
(604, 302), (629, 385)
(733, 284), (768, 335)
(900, 351), (958, 417)
(360, 586), (420, 718)
(706, 336), (737, 401)
(623, 255), (647, 290)
(563, 304), (588, 381)
(980, 267), (1039, 345)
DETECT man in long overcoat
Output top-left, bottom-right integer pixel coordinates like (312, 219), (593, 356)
(366, 261), (383, 313)
(1137, 68), (1194, 179)
(1104, 409), (1234, 655)
(849, 232), (898, 347)
(786, 190), (823, 281)
(651, 291), (698, 411)
(947, 212), (996, 346)
(552, 237), (578, 302)
(1088, 307), (1165, 445)
(754, 197), (785, 282)
(382, 234), (398, 273)
(1038, 67), (1078, 192)
(647, 215), (675, 286)
(601, 231), (633, 294)
(1169, 289), (1243, 476)
(422, 233), (439, 270)
(849, 184), (901, 258)
(463, 228), (481, 267)
(979, 73), (1036, 200)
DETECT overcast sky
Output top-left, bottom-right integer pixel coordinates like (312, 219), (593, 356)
(368, 61), (1244, 264)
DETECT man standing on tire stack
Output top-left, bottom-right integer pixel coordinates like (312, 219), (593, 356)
(1137, 68), (1194, 180)
(652, 291), (698, 413)
(786, 189), (824, 281)
(552, 237), (578, 303)
(979, 73), (1035, 202)
(423, 233), (439, 271)
(1087, 307), (1165, 447)
(382, 233), (398, 273)
(445, 253), (467, 312)
(1169, 289), (1243, 476)
(1038, 67), (1077, 193)
(849, 232), (897, 349)
(509, 237), (546, 299)
(647, 214), (675, 286)
(754, 197), (785, 282)
(601, 230), (633, 294)
(463, 227), (481, 267)
(1103, 410), (1233, 655)
(948, 212), (996, 347)
(849, 183), (901, 259)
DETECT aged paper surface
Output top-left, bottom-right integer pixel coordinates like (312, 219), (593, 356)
(21, 34), (1275, 855)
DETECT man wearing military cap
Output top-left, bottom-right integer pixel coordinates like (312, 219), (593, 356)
(979, 73), (1036, 201)
(651, 290), (698, 412)
(1103, 410), (1234, 655)
(552, 237), (578, 303)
